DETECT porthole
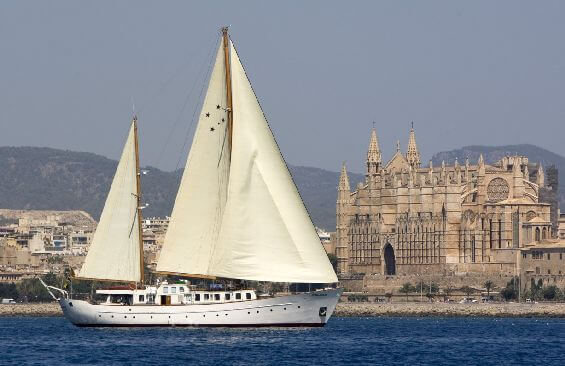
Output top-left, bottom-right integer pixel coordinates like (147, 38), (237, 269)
(298, 306), (301, 309)
(270, 309), (273, 312)
(248, 312), (250, 314)
(225, 314), (228, 316)
(111, 315), (114, 318)
(124, 316), (127, 318)
(168, 316), (171, 318)
(133, 316), (135, 319)
(284, 308), (286, 310)
(256, 310), (259, 313)
(216, 314), (219, 317)
(98, 315), (101, 318)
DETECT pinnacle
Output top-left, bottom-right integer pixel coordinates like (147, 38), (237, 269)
(478, 154), (484, 166)
(339, 162), (350, 191)
(367, 128), (382, 164)
(406, 124), (420, 166)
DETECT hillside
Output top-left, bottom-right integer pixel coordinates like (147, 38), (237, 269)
(431, 144), (564, 207)
(0, 147), (363, 231)
(3, 144), (558, 233)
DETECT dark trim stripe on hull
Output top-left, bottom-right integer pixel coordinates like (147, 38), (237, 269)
(75, 322), (325, 328)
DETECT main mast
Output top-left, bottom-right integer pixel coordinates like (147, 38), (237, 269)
(222, 27), (233, 151)
(133, 115), (145, 284)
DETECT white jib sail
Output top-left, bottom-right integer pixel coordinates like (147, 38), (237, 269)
(77, 121), (141, 282)
(156, 40), (230, 276)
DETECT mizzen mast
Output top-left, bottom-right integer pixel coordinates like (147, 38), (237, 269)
(222, 27), (234, 151)
(133, 115), (145, 284)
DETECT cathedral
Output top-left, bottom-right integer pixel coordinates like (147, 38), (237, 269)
(335, 126), (557, 277)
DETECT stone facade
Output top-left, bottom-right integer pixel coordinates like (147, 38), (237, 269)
(336, 127), (556, 278)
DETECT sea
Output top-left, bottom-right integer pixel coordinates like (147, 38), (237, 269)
(0, 317), (563, 365)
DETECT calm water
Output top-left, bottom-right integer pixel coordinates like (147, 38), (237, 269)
(0, 317), (563, 365)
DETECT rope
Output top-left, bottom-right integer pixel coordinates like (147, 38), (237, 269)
(152, 34), (220, 170)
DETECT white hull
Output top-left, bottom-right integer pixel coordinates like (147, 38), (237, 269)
(59, 288), (342, 327)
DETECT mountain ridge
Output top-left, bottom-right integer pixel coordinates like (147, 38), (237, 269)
(0, 144), (560, 232)
(0, 146), (364, 231)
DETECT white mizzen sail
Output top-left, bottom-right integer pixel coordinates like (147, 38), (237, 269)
(156, 38), (337, 284)
(156, 40), (230, 276)
(78, 121), (142, 282)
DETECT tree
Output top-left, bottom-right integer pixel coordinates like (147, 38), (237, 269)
(16, 279), (53, 303)
(461, 286), (475, 298)
(399, 282), (415, 302)
(543, 285), (558, 301)
(416, 280), (426, 295)
(500, 277), (519, 301)
(429, 282), (440, 294)
(0, 283), (18, 300)
(443, 285), (454, 301)
(484, 280), (494, 299)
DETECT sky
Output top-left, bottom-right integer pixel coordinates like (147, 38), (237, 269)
(1, 1), (564, 174)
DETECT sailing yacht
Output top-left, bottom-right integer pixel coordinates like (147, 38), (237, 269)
(43, 28), (342, 327)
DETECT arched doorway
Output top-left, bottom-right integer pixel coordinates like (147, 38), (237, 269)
(383, 243), (396, 275)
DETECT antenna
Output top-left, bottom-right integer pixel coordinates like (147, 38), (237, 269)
(131, 96), (136, 116)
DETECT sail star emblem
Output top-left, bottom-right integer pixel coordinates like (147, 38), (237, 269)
(210, 127), (215, 132)
(216, 105), (221, 109)
(205, 112), (210, 117)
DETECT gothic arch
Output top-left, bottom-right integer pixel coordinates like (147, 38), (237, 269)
(383, 243), (396, 276)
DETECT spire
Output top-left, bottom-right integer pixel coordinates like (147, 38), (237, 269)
(367, 128), (382, 175)
(339, 162), (350, 191)
(406, 122), (421, 168)
(478, 154), (485, 176)
(537, 163), (545, 187)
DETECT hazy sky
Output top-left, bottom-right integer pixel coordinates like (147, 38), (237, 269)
(1, 1), (564, 173)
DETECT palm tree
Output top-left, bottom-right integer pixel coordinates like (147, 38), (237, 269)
(443, 285), (453, 301)
(484, 280), (494, 300)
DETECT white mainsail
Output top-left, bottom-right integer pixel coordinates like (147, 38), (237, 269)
(78, 121), (142, 282)
(156, 39), (337, 284)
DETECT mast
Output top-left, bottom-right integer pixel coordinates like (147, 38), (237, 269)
(222, 27), (233, 150)
(133, 115), (145, 284)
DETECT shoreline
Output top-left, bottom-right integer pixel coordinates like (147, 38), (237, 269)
(2, 302), (565, 318)
(334, 302), (565, 318)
